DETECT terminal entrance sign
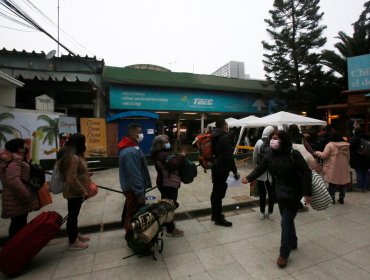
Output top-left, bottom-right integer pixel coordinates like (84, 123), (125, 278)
(110, 86), (266, 113)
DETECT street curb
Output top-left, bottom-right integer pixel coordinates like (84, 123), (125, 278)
(0, 199), (259, 246)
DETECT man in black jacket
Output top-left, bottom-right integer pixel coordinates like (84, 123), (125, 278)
(211, 119), (239, 227)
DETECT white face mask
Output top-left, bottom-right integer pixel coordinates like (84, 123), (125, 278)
(137, 133), (144, 143)
(164, 143), (171, 149)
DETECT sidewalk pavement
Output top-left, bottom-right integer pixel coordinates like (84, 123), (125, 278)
(0, 161), (257, 240)
(1, 162), (370, 279)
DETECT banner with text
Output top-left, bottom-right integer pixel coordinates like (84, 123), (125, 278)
(80, 118), (107, 157)
(109, 86), (266, 113)
(348, 54), (370, 91)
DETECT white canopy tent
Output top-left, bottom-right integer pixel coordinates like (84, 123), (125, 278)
(241, 111), (326, 128)
(233, 111), (326, 154)
(228, 115), (259, 127)
(207, 117), (238, 128)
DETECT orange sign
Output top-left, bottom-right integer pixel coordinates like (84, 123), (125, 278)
(80, 118), (107, 157)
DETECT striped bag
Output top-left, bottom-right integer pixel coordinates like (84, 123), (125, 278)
(311, 171), (332, 211)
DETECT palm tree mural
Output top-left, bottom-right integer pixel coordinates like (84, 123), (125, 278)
(36, 115), (59, 149)
(0, 112), (21, 146)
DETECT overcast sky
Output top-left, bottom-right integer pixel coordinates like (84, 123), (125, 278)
(0, 0), (367, 79)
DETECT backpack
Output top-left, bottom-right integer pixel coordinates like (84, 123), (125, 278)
(125, 200), (176, 260)
(27, 162), (46, 191)
(166, 154), (197, 184)
(358, 138), (370, 157)
(192, 133), (214, 171)
(256, 138), (270, 165)
(49, 162), (64, 194)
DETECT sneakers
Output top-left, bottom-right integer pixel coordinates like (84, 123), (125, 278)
(78, 234), (90, 242)
(277, 256), (288, 268)
(214, 218), (233, 227)
(166, 228), (184, 237)
(266, 213), (274, 220)
(68, 239), (88, 251)
(259, 212), (265, 220)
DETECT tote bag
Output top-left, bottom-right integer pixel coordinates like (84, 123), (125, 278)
(311, 171), (332, 211)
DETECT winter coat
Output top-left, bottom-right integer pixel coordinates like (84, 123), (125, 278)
(252, 126), (274, 182)
(1, 152), (39, 218)
(211, 128), (237, 173)
(62, 155), (90, 199)
(153, 150), (184, 189)
(349, 135), (370, 171)
(316, 141), (350, 185)
(247, 147), (312, 207)
(119, 143), (152, 198)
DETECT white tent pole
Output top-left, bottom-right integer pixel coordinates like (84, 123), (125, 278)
(234, 125), (245, 154)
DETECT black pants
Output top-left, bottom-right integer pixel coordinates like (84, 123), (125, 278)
(67, 197), (83, 244)
(257, 180), (275, 214)
(158, 185), (179, 233)
(9, 213), (28, 239)
(278, 204), (298, 259)
(211, 168), (229, 220)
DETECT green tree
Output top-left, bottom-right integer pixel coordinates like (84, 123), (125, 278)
(0, 113), (20, 146)
(36, 115), (59, 149)
(262, 0), (327, 98)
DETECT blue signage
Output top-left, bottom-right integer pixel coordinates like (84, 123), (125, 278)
(109, 86), (266, 113)
(348, 54), (370, 91)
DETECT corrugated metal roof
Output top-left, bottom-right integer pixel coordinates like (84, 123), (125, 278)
(103, 66), (277, 94)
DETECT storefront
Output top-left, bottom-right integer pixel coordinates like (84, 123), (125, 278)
(103, 65), (278, 154)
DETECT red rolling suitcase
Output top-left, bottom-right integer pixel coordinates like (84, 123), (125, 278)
(0, 211), (63, 277)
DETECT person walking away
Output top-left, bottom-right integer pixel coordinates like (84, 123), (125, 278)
(314, 132), (350, 204)
(58, 133), (91, 250)
(211, 119), (239, 227)
(118, 123), (152, 244)
(242, 130), (312, 268)
(349, 128), (370, 192)
(151, 135), (185, 237)
(252, 126), (275, 220)
(1, 138), (39, 239)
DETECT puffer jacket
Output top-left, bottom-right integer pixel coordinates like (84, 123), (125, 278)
(316, 141), (350, 185)
(247, 147), (312, 207)
(212, 128), (237, 173)
(153, 150), (183, 189)
(62, 155), (90, 199)
(252, 126), (274, 182)
(1, 152), (39, 218)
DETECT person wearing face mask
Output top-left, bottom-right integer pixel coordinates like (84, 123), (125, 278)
(1, 138), (39, 239)
(210, 119), (239, 227)
(118, 123), (152, 246)
(242, 130), (312, 268)
(150, 135), (185, 237)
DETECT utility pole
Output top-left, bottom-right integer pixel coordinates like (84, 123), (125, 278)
(57, 0), (60, 56)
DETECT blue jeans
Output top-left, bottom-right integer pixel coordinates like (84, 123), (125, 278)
(355, 169), (370, 191)
(278, 204), (298, 259)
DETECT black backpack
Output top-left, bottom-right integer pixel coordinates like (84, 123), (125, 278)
(166, 154), (197, 184)
(256, 138), (271, 165)
(25, 161), (46, 190)
(358, 138), (370, 157)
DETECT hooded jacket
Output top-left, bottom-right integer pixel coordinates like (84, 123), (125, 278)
(119, 137), (152, 198)
(211, 128), (237, 173)
(316, 141), (350, 185)
(1, 152), (39, 218)
(252, 126), (274, 182)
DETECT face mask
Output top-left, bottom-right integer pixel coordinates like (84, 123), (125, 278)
(164, 143), (171, 149)
(270, 139), (280, 150)
(137, 133), (144, 143)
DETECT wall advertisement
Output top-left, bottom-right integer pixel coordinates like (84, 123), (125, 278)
(348, 54), (370, 91)
(80, 118), (107, 157)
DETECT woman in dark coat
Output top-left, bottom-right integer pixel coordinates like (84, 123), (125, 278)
(350, 127), (370, 192)
(151, 134), (185, 237)
(242, 130), (312, 268)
